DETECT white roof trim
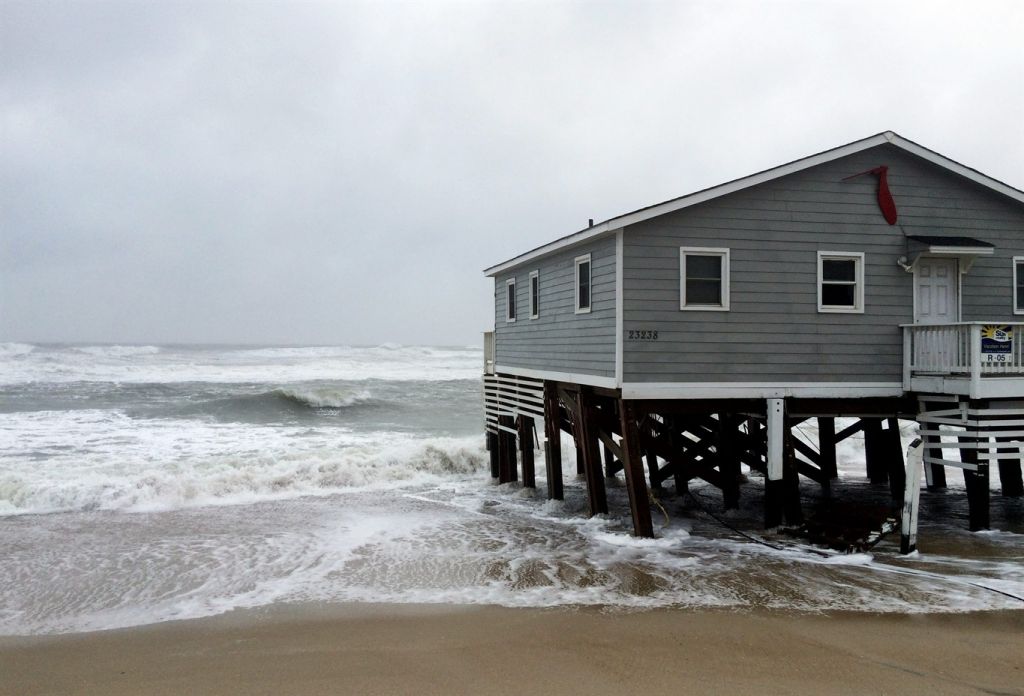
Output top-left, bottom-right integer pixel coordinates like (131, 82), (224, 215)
(484, 131), (1024, 277)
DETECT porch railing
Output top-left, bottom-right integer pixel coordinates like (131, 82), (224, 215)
(903, 323), (1024, 383)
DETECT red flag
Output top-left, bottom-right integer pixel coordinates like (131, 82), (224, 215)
(843, 165), (898, 225)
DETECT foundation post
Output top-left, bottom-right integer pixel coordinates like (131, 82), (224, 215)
(575, 390), (608, 516)
(669, 415), (687, 496)
(542, 383), (564, 501)
(996, 436), (1024, 497)
(959, 434), (990, 531)
(518, 415), (535, 489)
(782, 416), (804, 526)
(885, 418), (906, 501)
(487, 431), (499, 479)
(900, 439), (924, 554)
(818, 416), (838, 480)
(618, 400), (655, 538)
(497, 414), (517, 483)
(765, 398), (785, 528)
(923, 432), (947, 490)
(864, 418), (889, 485)
(719, 413), (741, 510)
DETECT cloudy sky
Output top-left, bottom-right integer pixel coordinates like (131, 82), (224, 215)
(2, 0), (1022, 346)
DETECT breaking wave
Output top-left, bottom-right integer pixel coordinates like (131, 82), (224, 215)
(274, 386), (375, 409)
(0, 433), (486, 516)
(74, 345), (162, 358)
(0, 342), (35, 358)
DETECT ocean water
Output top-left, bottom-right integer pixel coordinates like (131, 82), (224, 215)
(1, 342), (1022, 635)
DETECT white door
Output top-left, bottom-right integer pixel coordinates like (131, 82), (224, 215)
(913, 257), (959, 371)
(915, 258), (958, 324)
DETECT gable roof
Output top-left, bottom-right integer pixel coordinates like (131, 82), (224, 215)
(484, 131), (1024, 277)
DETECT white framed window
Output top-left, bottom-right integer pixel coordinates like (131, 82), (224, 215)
(679, 247), (730, 310)
(575, 254), (592, 314)
(818, 251), (864, 313)
(505, 278), (516, 322)
(1014, 257), (1024, 315)
(529, 270), (539, 319)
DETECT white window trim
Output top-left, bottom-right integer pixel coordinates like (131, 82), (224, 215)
(505, 278), (516, 322)
(679, 247), (730, 311)
(818, 251), (865, 313)
(575, 254), (592, 314)
(529, 270), (539, 319)
(1013, 257), (1024, 316)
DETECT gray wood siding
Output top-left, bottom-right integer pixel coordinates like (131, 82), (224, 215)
(494, 235), (616, 378)
(623, 144), (1024, 383)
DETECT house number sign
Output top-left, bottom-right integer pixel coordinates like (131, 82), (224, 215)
(626, 330), (659, 340)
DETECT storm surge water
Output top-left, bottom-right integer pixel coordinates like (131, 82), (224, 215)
(1, 343), (1022, 635)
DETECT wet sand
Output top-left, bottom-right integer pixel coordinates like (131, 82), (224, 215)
(1, 605), (1022, 696)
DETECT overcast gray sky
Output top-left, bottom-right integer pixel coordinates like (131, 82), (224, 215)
(2, 0), (1022, 346)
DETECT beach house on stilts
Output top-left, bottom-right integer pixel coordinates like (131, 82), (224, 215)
(482, 131), (1024, 552)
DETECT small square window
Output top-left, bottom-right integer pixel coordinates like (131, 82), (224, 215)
(505, 278), (516, 322)
(818, 251), (864, 313)
(575, 254), (591, 314)
(529, 271), (539, 319)
(680, 247), (730, 310)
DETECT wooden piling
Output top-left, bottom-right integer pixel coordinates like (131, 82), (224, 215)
(542, 382), (564, 501)
(497, 414), (517, 483)
(782, 417), (804, 526)
(995, 436), (1024, 497)
(719, 414), (741, 510)
(884, 418), (906, 501)
(518, 415), (535, 489)
(923, 432), (947, 490)
(959, 435), (990, 531)
(487, 431), (499, 479)
(864, 418), (889, 485)
(669, 415), (687, 496)
(764, 399), (784, 528)
(900, 439), (924, 554)
(575, 390), (608, 516)
(817, 416), (838, 480)
(618, 399), (655, 537)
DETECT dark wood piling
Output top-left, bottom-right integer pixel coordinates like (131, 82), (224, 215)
(542, 382), (564, 500)
(864, 418), (889, 485)
(818, 416), (838, 480)
(618, 399), (654, 537)
(719, 414), (741, 510)
(575, 389), (608, 515)
(996, 436), (1024, 497)
(497, 414), (518, 484)
(884, 418), (906, 501)
(487, 431), (499, 479)
(959, 434), (990, 531)
(518, 415), (535, 489)
(782, 417), (804, 526)
(923, 431), (948, 490)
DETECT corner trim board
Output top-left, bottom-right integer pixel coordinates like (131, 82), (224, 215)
(615, 230), (624, 386)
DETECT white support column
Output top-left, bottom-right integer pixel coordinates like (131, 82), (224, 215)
(767, 398), (785, 481)
(901, 438), (924, 554)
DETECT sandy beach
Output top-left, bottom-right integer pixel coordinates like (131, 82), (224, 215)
(2, 605), (1022, 696)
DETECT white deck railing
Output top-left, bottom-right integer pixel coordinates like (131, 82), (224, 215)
(903, 323), (1024, 382)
